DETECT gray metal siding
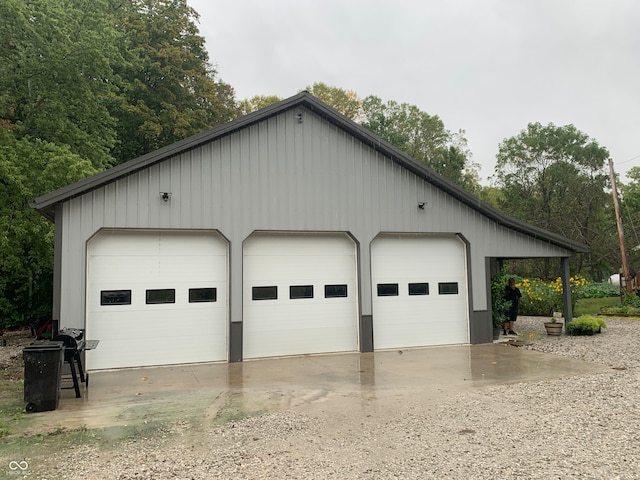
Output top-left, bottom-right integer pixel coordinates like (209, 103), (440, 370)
(58, 107), (571, 331)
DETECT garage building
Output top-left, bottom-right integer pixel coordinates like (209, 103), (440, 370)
(32, 92), (587, 369)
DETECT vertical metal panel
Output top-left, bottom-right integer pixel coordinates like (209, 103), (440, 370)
(57, 107), (573, 341)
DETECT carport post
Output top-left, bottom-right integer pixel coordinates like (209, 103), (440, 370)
(561, 257), (573, 332)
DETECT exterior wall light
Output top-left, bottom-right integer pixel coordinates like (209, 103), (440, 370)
(418, 202), (426, 209)
(160, 192), (172, 202)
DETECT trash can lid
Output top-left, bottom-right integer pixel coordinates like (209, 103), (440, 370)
(23, 341), (64, 351)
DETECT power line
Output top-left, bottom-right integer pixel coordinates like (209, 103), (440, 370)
(616, 153), (640, 165)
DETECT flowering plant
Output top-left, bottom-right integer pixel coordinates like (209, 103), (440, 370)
(517, 275), (588, 316)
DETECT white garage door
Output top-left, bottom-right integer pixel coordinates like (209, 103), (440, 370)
(86, 230), (227, 369)
(243, 232), (358, 359)
(371, 234), (469, 350)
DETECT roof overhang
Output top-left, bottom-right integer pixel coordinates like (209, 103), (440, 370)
(31, 92), (589, 254)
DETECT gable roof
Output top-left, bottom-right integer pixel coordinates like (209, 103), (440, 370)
(30, 91), (588, 254)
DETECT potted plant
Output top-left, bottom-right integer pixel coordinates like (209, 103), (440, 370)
(544, 318), (563, 336)
(544, 312), (563, 336)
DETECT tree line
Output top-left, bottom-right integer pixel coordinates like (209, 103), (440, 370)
(0, 0), (629, 328)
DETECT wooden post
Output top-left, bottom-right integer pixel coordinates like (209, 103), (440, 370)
(609, 158), (632, 292)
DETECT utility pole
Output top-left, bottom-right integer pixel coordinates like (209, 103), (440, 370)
(609, 158), (632, 292)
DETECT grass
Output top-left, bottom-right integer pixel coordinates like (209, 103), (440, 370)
(0, 381), (32, 439)
(213, 392), (267, 426)
(574, 296), (622, 316)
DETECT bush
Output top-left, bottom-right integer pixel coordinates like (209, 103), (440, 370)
(582, 282), (620, 299)
(600, 292), (640, 315)
(491, 270), (512, 328)
(566, 315), (606, 335)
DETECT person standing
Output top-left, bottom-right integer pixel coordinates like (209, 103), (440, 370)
(503, 278), (522, 335)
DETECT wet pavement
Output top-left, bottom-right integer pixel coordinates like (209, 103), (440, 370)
(28, 343), (609, 433)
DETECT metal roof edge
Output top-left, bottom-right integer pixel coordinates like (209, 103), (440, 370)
(296, 95), (589, 254)
(30, 92), (311, 213)
(30, 91), (588, 253)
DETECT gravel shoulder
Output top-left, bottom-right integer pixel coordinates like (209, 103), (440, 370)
(2, 317), (640, 479)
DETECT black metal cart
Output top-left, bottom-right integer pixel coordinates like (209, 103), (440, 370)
(53, 329), (99, 398)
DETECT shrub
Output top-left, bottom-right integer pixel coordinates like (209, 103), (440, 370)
(582, 282), (620, 299)
(566, 315), (606, 335)
(600, 291), (640, 314)
(491, 270), (512, 328)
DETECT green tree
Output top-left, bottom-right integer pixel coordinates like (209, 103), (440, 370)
(618, 167), (640, 275)
(109, 0), (237, 164)
(494, 122), (610, 276)
(361, 96), (480, 192)
(361, 96), (447, 162)
(237, 95), (283, 116)
(478, 185), (506, 209)
(235, 85), (480, 192)
(305, 83), (362, 120)
(0, 129), (97, 327)
(0, 0), (123, 169)
(0, 0), (243, 326)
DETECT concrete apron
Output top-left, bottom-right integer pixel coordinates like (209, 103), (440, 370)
(31, 344), (609, 432)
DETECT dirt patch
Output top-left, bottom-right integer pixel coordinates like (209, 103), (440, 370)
(0, 329), (32, 383)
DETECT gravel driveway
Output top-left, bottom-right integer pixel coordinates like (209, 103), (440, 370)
(3, 316), (640, 479)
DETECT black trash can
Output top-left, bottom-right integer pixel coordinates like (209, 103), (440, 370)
(23, 341), (64, 413)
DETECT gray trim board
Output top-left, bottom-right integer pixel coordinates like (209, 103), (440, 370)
(470, 310), (491, 344)
(458, 233), (475, 343)
(229, 321), (242, 362)
(360, 315), (373, 352)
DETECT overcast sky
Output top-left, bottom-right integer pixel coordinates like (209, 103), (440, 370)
(188, 0), (639, 184)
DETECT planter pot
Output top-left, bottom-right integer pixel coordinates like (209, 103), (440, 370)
(544, 322), (563, 336)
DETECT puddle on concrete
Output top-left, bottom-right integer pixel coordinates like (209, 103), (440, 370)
(15, 344), (609, 438)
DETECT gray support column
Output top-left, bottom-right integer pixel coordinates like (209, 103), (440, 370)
(561, 257), (573, 332)
(52, 205), (63, 324)
(229, 322), (243, 362)
(477, 257), (494, 344)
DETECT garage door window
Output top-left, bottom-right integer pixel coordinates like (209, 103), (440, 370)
(100, 290), (131, 306)
(438, 282), (459, 295)
(252, 286), (278, 300)
(408, 283), (429, 295)
(324, 284), (348, 298)
(146, 289), (176, 304)
(290, 285), (314, 299)
(189, 288), (217, 303)
(377, 283), (399, 296)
